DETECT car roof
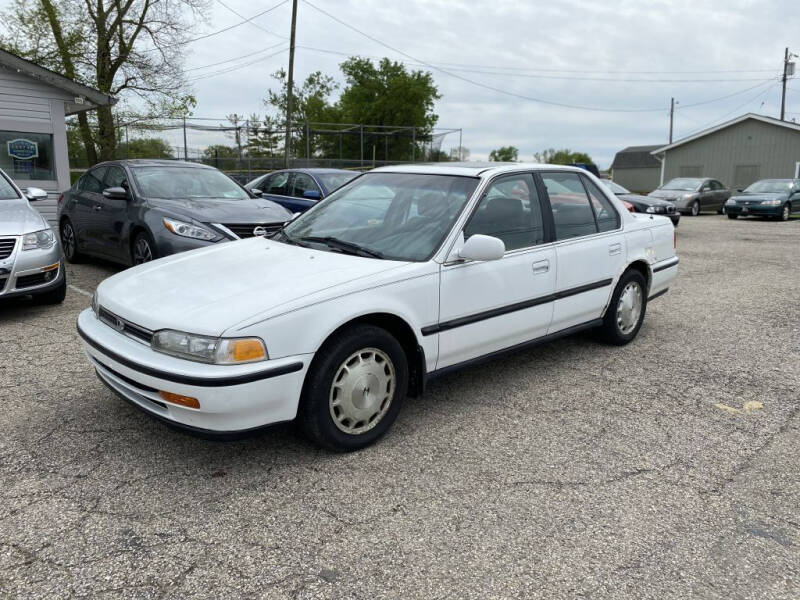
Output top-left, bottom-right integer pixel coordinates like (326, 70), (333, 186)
(98, 159), (216, 169)
(370, 162), (593, 178)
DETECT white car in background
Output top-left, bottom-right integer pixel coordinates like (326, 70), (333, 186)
(78, 164), (678, 451)
(0, 168), (65, 303)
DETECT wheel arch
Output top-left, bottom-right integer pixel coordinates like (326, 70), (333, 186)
(626, 259), (652, 294)
(312, 312), (427, 398)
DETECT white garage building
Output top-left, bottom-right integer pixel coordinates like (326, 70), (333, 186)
(0, 49), (116, 224)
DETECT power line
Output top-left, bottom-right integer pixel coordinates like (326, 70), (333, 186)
(185, 41), (287, 72)
(142, 0), (289, 52)
(215, 0), (288, 40)
(676, 79), (780, 109)
(677, 83), (779, 138)
(187, 46), (289, 81)
(300, 0), (667, 113)
(297, 45), (778, 80)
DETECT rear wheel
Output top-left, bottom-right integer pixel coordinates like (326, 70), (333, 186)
(131, 231), (156, 265)
(690, 200), (700, 216)
(598, 269), (647, 345)
(60, 219), (83, 263)
(299, 324), (408, 451)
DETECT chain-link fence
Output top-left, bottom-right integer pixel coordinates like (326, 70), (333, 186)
(69, 117), (464, 184)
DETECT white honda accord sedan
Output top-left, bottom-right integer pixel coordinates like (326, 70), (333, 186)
(78, 164), (679, 450)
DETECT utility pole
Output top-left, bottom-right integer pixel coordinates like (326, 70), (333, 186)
(284, 0), (298, 167)
(182, 116), (188, 160)
(669, 97), (675, 144)
(780, 47), (796, 121)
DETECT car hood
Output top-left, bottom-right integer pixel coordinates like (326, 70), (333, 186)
(0, 199), (48, 235)
(97, 237), (410, 336)
(731, 192), (788, 202)
(619, 193), (670, 207)
(648, 189), (695, 200)
(147, 197), (292, 224)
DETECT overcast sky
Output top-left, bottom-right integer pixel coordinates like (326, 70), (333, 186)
(44, 0), (800, 166)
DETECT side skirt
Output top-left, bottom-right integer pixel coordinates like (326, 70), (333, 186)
(426, 318), (603, 383)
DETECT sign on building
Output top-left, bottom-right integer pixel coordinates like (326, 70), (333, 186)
(7, 138), (39, 160)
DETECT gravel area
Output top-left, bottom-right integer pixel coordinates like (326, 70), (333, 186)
(1, 214), (798, 599)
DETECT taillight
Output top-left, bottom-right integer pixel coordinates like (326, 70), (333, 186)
(57, 193), (64, 210)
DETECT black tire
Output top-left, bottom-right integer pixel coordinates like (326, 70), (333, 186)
(131, 230), (157, 265)
(33, 275), (66, 304)
(60, 219), (83, 263)
(780, 203), (791, 222)
(690, 200), (700, 216)
(727, 213), (738, 220)
(597, 269), (648, 346)
(299, 324), (408, 451)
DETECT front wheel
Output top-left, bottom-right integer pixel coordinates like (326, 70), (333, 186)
(690, 200), (700, 216)
(780, 203), (791, 222)
(131, 231), (157, 265)
(727, 213), (738, 220)
(598, 270), (647, 345)
(299, 325), (408, 451)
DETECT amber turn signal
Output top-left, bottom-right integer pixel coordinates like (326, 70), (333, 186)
(230, 339), (266, 362)
(159, 390), (200, 409)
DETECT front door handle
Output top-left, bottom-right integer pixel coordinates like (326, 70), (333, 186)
(609, 243), (622, 256)
(532, 259), (550, 274)
(93, 205), (102, 211)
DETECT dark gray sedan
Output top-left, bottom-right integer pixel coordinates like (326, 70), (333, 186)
(648, 177), (730, 216)
(725, 179), (800, 221)
(58, 160), (292, 266)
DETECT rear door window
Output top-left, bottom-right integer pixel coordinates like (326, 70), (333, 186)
(541, 172), (598, 240)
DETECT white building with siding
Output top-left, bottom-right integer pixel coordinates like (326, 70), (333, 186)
(0, 49), (116, 224)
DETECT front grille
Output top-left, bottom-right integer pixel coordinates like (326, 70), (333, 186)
(222, 223), (283, 239)
(98, 306), (154, 343)
(0, 238), (15, 259)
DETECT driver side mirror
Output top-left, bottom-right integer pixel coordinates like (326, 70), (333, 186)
(458, 234), (505, 262)
(302, 190), (322, 200)
(250, 188), (263, 197)
(102, 186), (128, 200)
(25, 187), (48, 201)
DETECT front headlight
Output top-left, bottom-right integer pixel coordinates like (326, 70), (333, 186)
(163, 218), (217, 241)
(151, 329), (267, 364)
(761, 199), (783, 206)
(645, 206), (656, 213)
(682, 194), (695, 201)
(22, 228), (55, 250)
(726, 198), (737, 205)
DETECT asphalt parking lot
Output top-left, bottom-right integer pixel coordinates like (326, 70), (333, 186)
(1, 215), (799, 599)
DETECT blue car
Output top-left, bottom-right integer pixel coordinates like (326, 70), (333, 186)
(244, 168), (360, 214)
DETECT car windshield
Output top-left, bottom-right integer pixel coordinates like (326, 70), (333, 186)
(0, 174), (19, 200)
(661, 178), (702, 191)
(280, 172), (479, 261)
(602, 180), (630, 195)
(131, 166), (250, 200)
(743, 180), (793, 193)
(317, 172), (359, 191)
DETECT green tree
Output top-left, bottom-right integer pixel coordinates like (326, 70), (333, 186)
(117, 137), (173, 159)
(533, 148), (594, 165)
(1, 0), (207, 164)
(202, 144), (238, 160)
(488, 146), (519, 162)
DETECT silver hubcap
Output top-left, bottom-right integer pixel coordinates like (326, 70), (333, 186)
(133, 238), (152, 264)
(329, 348), (395, 435)
(617, 282), (643, 335)
(783, 206), (789, 220)
(692, 202), (699, 216)
(62, 224), (75, 257)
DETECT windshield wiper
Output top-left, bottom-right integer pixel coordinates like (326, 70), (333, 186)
(300, 236), (384, 259)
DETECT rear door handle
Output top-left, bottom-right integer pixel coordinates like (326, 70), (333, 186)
(609, 243), (622, 256)
(532, 259), (550, 274)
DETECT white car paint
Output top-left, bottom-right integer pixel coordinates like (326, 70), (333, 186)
(78, 163), (679, 437)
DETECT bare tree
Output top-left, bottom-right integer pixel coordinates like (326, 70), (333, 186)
(1, 0), (207, 163)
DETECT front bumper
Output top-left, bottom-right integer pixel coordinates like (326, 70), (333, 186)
(77, 309), (312, 433)
(725, 204), (783, 217)
(0, 235), (64, 298)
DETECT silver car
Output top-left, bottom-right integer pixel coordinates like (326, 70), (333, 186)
(0, 169), (66, 303)
(648, 177), (730, 216)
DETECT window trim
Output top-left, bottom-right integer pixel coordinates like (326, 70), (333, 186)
(290, 172), (322, 199)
